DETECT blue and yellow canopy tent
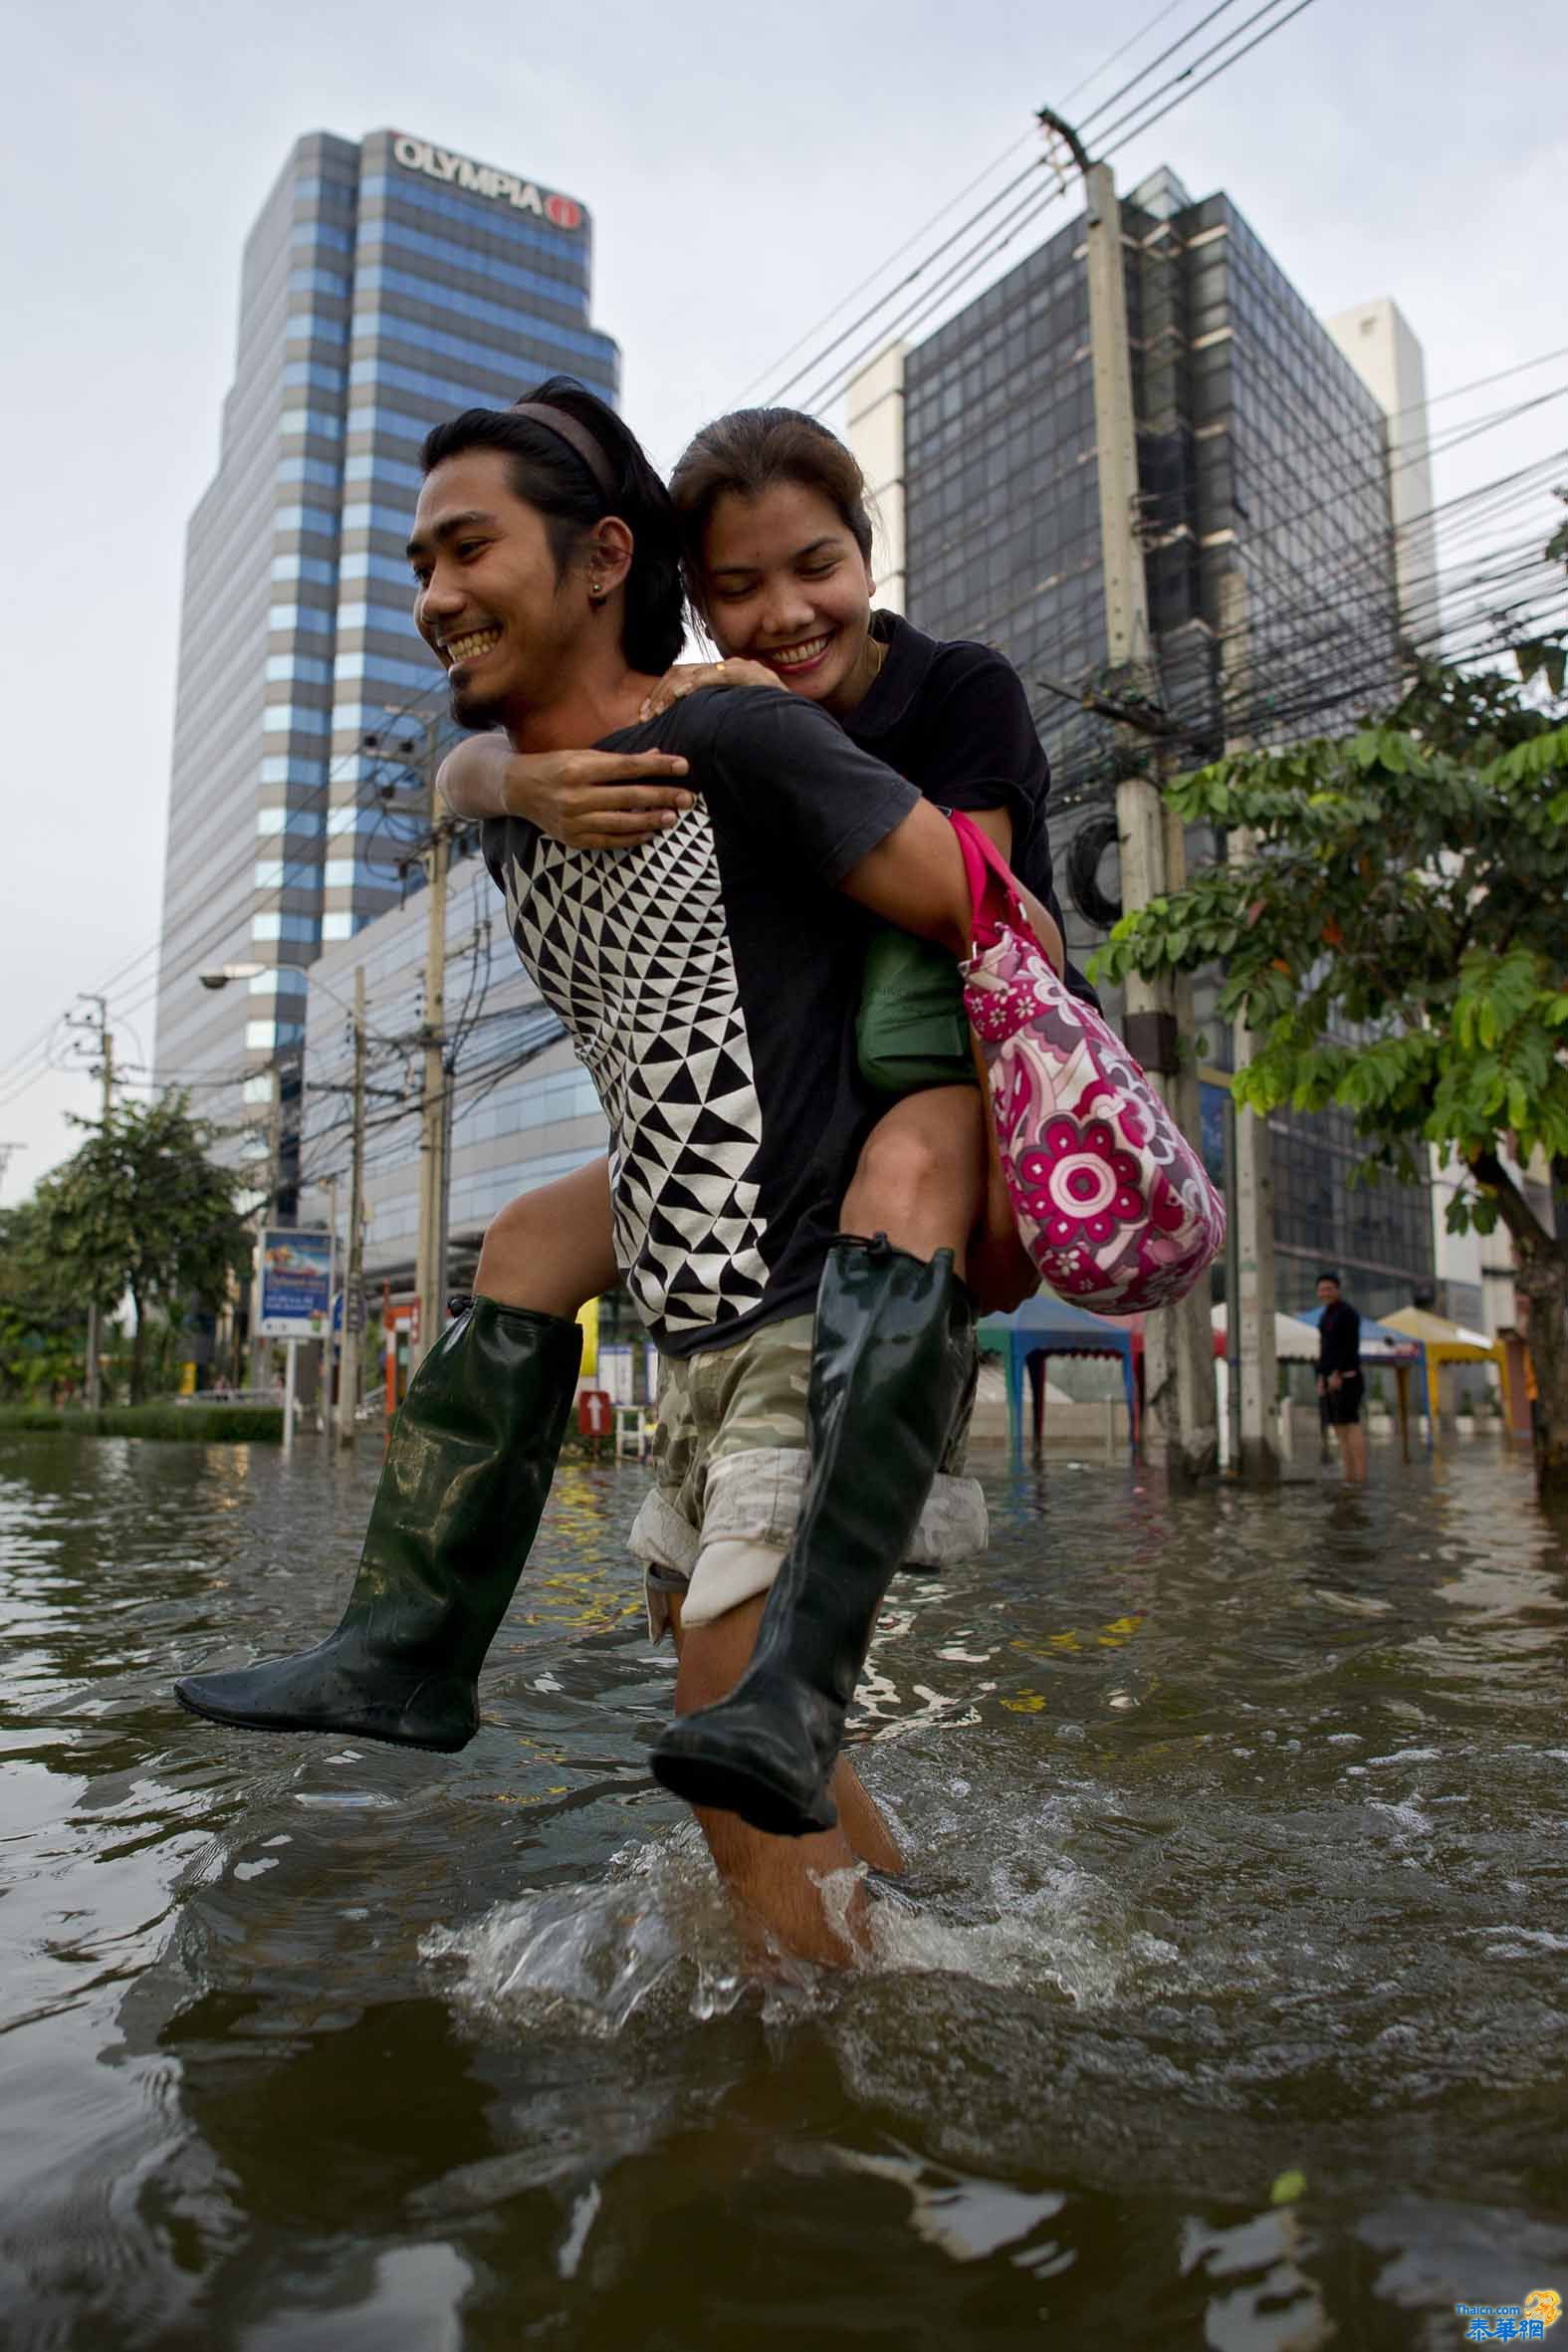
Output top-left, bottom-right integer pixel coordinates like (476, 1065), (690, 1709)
(1381, 1302), (1513, 1432)
(977, 1297), (1141, 1454)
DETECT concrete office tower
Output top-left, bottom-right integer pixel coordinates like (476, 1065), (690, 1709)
(1327, 297), (1439, 649)
(847, 344), (909, 615)
(151, 128), (619, 1197)
(848, 168), (1433, 1315)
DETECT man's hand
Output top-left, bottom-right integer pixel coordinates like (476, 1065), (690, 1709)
(638, 658), (785, 720)
(501, 749), (694, 851)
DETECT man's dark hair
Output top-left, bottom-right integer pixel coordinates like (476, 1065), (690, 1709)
(1317, 1270), (1341, 1287)
(420, 376), (684, 673)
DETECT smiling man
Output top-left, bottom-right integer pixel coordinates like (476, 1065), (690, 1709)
(176, 378), (999, 1966)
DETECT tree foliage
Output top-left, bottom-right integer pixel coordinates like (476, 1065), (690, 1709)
(1093, 659), (1568, 1493)
(31, 1094), (255, 1403)
(0, 1198), (85, 1400)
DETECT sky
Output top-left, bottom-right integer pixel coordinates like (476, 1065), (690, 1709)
(1, 0), (1564, 1201)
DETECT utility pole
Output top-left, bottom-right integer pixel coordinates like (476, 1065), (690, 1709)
(1220, 566), (1279, 1481)
(249, 1060), (284, 1392)
(1038, 105), (1218, 1480)
(336, 966), (367, 1448)
(321, 1172), (339, 1434)
(336, 971), (367, 1446)
(364, 720), (451, 1375)
(67, 995), (114, 1409)
(414, 782), (451, 1375)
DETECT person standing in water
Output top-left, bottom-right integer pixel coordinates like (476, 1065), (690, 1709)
(1316, 1271), (1367, 1482)
(438, 402), (1096, 1815)
(176, 382), (1059, 1965)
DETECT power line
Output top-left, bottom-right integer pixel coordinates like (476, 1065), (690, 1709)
(766, 0), (1289, 418)
(787, 0), (1322, 426)
(738, 0), (1232, 407)
(1073, 0), (1258, 141)
(0, 676), (453, 1112)
(1088, 0), (1320, 154)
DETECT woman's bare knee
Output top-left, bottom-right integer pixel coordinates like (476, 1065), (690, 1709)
(841, 1089), (986, 1260)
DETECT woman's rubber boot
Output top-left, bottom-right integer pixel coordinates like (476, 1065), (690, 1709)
(174, 1296), (582, 1753)
(649, 1235), (973, 1836)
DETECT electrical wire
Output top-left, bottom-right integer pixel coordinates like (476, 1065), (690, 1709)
(0, 677), (452, 1111)
(737, 0), (1232, 406)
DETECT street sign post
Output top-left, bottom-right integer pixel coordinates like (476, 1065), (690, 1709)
(256, 1229), (334, 1338)
(577, 1389), (613, 1445)
(256, 1229), (333, 1458)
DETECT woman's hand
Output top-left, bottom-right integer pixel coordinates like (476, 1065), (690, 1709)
(965, 1032), (1040, 1315)
(638, 658), (785, 720)
(500, 749), (694, 851)
(967, 1161), (1040, 1316)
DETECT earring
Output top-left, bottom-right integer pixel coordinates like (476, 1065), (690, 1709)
(589, 578), (605, 603)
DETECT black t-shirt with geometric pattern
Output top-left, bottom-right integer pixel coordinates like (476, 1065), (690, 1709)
(482, 686), (919, 1357)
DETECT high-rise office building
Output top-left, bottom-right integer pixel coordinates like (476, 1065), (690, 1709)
(1328, 296), (1438, 644)
(152, 128), (618, 1199)
(851, 167), (1434, 1316)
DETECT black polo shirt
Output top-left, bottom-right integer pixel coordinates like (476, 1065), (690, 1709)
(1317, 1299), (1363, 1379)
(843, 611), (1099, 1008)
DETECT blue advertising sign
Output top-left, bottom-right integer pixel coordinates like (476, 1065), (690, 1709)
(256, 1228), (333, 1338)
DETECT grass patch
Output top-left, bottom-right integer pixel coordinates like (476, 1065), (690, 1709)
(0, 1404), (284, 1444)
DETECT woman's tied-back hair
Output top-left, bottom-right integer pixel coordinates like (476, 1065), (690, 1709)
(668, 407), (875, 611)
(419, 375), (685, 673)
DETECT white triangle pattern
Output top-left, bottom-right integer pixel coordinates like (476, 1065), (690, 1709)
(499, 809), (770, 1338)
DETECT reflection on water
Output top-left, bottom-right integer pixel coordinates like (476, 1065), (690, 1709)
(2, 1430), (1567, 2349)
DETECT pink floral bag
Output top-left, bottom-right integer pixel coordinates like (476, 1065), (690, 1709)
(953, 812), (1226, 1313)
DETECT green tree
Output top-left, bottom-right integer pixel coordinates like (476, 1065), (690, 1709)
(33, 1094), (256, 1403)
(0, 1198), (86, 1399)
(1094, 662), (1568, 1496)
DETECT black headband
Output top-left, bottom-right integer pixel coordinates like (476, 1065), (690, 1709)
(510, 400), (618, 504)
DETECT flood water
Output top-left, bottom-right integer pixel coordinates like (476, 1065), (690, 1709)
(2, 1425), (1566, 2351)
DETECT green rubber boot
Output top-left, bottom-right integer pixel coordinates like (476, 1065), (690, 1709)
(650, 1236), (974, 1836)
(174, 1296), (581, 1753)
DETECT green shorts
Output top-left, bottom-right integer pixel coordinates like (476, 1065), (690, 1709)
(627, 1311), (986, 1641)
(857, 927), (979, 1095)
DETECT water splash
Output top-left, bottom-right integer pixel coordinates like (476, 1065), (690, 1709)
(421, 1826), (753, 2035)
(421, 1768), (1167, 2039)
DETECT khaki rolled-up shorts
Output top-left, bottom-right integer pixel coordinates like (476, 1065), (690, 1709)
(628, 1310), (988, 1642)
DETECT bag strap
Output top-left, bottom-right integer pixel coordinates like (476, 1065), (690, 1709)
(949, 810), (1044, 958)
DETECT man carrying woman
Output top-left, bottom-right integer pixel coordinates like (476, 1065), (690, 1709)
(176, 380), (1064, 1963)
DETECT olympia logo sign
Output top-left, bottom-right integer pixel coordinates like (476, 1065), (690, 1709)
(391, 134), (584, 231)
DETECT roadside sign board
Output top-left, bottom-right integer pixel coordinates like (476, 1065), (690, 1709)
(577, 1389), (613, 1438)
(256, 1228), (333, 1338)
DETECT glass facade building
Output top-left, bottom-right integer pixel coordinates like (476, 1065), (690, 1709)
(298, 846), (606, 1289)
(897, 166), (1431, 1316)
(151, 128), (618, 1197)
